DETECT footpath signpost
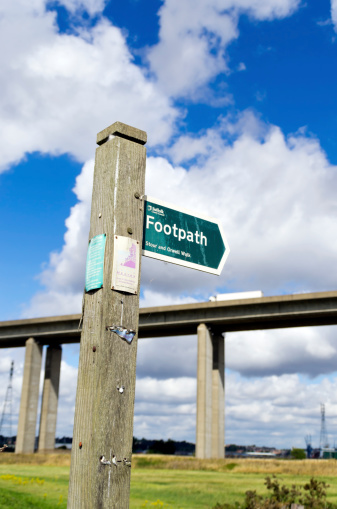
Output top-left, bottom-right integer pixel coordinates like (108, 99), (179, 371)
(143, 197), (229, 274)
(67, 122), (147, 508)
(67, 122), (230, 508)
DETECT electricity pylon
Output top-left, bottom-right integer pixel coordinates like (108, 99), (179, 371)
(0, 361), (14, 444)
(320, 403), (329, 449)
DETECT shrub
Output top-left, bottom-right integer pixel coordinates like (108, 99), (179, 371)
(291, 448), (306, 460)
(213, 475), (337, 508)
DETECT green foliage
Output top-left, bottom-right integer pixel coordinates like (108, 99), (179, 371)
(213, 475), (337, 509)
(226, 463), (238, 471)
(0, 466), (68, 508)
(147, 440), (176, 455)
(141, 499), (174, 508)
(226, 445), (241, 452)
(300, 477), (331, 508)
(291, 448), (306, 460)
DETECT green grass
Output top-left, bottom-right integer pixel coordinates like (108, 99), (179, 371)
(0, 456), (337, 508)
(130, 470), (337, 508)
(0, 465), (68, 508)
(130, 470), (264, 508)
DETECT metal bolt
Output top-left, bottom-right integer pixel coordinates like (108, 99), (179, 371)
(134, 192), (140, 199)
(127, 227), (133, 234)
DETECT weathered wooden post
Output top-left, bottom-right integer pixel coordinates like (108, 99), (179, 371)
(67, 122), (147, 508)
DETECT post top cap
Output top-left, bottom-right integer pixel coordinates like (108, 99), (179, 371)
(97, 121), (147, 146)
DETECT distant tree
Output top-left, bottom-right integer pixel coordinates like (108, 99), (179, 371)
(291, 448), (306, 460)
(226, 444), (240, 452)
(148, 439), (176, 455)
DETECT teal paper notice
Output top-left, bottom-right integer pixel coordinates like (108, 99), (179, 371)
(85, 234), (106, 292)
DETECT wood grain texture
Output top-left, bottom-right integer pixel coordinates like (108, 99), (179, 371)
(96, 121), (147, 146)
(67, 124), (146, 508)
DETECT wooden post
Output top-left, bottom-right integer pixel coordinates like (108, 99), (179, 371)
(67, 122), (147, 508)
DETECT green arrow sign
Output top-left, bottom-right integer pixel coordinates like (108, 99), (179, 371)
(142, 197), (230, 275)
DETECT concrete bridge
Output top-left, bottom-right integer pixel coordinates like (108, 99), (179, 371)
(1, 290), (337, 457)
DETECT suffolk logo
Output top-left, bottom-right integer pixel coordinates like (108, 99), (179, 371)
(148, 205), (164, 216)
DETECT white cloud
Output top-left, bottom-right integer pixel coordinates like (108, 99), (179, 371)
(148, 0), (300, 98)
(0, 2), (178, 173)
(136, 376), (196, 403)
(226, 326), (337, 378)
(160, 118), (337, 295)
(22, 113), (337, 316)
(140, 289), (198, 308)
(331, 0), (337, 30)
(237, 62), (246, 71)
(53, 0), (107, 16)
(232, 0), (300, 19)
(226, 373), (337, 448)
(134, 372), (337, 446)
(137, 336), (197, 379)
(21, 290), (83, 318)
(136, 326), (337, 386)
(56, 359), (78, 436)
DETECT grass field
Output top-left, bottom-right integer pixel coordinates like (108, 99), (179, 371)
(1, 453), (337, 508)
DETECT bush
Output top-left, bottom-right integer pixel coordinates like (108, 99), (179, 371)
(213, 475), (337, 508)
(147, 439), (176, 455)
(291, 448), (306, 460)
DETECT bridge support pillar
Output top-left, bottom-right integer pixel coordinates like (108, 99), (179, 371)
(38, 346), (62, 452)
(212, 332), (225, 459)
(15, 338), (42, 453)
(196, 324), (225, 459)
(196, 324), (212, 458)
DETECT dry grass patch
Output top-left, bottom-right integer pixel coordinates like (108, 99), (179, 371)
(0, 450), (71, 467)
(132, 455), (337, 476)
(1, 452), (337, 478)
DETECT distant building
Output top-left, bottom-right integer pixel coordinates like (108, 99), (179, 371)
(321, 447), (337, 459)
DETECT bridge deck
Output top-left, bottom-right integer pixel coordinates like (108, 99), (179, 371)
(1, 291), (337, 348)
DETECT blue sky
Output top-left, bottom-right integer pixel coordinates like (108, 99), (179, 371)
(1, 0), (337, 449)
